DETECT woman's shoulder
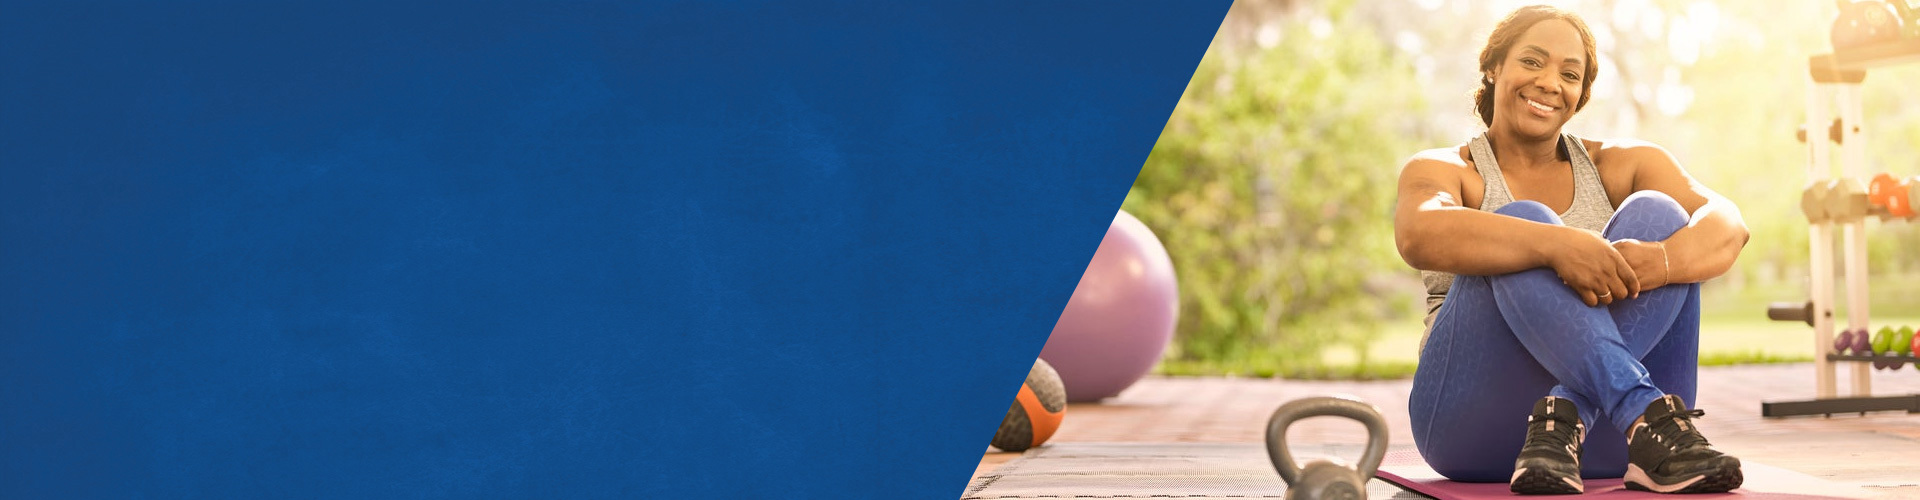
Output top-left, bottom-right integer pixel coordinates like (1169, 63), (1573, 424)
(1578, 136), (1690, 200)
(1403, 145), (1473, 170)
(1580, 136), (1677, 165)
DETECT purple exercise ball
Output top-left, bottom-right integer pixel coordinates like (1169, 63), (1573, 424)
(1038, 209), (1179, 403)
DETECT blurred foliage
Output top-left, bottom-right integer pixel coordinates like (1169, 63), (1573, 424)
(1641, 0), (1887, 292)
(1123, 0), (1436, 375)
(1571, 0), (1920, 306)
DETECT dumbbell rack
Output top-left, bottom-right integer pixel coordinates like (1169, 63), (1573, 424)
(1763, 38), (1920, 418)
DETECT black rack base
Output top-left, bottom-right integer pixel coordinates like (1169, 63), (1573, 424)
(1762, 394), (1920, 418)
(1826, 353), (1920, 363)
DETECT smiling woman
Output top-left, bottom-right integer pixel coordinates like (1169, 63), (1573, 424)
(1474, 7), (1598, 139)
(1393, 4), (1751, 496)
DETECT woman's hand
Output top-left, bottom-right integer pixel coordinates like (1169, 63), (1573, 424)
(1547, 227), (1638, 307)
(1611, 239), (1670, 293)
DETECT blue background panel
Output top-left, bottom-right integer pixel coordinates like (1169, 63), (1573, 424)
(0, 1), (1229, 497)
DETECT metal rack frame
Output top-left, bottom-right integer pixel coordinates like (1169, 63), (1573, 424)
(1764, 39), (1920, 418)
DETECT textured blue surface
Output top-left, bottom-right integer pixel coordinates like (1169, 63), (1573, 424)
(0, 1), (1228, 497)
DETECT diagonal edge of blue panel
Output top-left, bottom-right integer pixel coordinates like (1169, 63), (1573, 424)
(0, 1), (1232, 497)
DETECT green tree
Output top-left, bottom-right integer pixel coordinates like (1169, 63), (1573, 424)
(1125, 0), (1437, 375)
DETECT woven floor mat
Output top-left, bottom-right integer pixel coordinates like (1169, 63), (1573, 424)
(962, 442), (1425, 499)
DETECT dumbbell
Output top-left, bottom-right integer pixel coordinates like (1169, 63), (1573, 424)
(1869, 173), (1918, 218)
(1827, 178), (1871, 223)
(1801, 180), (1873, 223)
(1803, 182), (1833, 222)
(1871, 173), (1897, 206)
(1796, 118), (1846, 144)
(1873, 327), (1895, 369)
(1888, 326), (1909, 370)
(1768, 301), (1814, 326)
(1893, 326), (1914, 370)
(1904, 176), (1920, 218)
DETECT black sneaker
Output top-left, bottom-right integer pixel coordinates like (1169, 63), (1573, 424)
(1624, 395), (1743, 493)
(1511, 396), (1586, 495)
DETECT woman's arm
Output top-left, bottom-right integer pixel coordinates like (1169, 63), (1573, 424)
(1613, 144), (1750, 289)
(1394, 149), (1637, 306)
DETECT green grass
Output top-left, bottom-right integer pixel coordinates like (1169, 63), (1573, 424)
(1699, 350), (1814, 366)
(1157, 358), (1419, 380)
(1697, 273), (1920, 326)
(1155, 310), (1918, 380)
(1155, 273), (1920, 379)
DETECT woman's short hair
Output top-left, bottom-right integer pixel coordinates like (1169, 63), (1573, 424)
(1474, 5), (1599, 126)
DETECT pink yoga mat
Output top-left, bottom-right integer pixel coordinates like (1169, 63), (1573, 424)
(1374, 450), (1868, 499)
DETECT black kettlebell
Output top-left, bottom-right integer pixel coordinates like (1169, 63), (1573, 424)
(1265, 396), (1389, 500)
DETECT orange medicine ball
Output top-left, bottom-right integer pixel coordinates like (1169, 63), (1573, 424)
(991, 359), (1067, 452)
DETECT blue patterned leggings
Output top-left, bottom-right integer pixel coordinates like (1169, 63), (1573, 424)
(1408, 191), (1699, 481)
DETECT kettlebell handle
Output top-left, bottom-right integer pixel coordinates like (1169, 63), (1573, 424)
(1264, 395), (1390, 486)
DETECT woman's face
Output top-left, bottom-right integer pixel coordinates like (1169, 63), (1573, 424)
(1487, 19), (1587, 140)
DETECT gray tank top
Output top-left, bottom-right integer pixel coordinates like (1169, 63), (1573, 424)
(1419, 133), (1614, 334)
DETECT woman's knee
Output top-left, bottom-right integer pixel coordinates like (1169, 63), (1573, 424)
(1495, 200), (1562, 225)
(1603, 191), (1688, 241)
